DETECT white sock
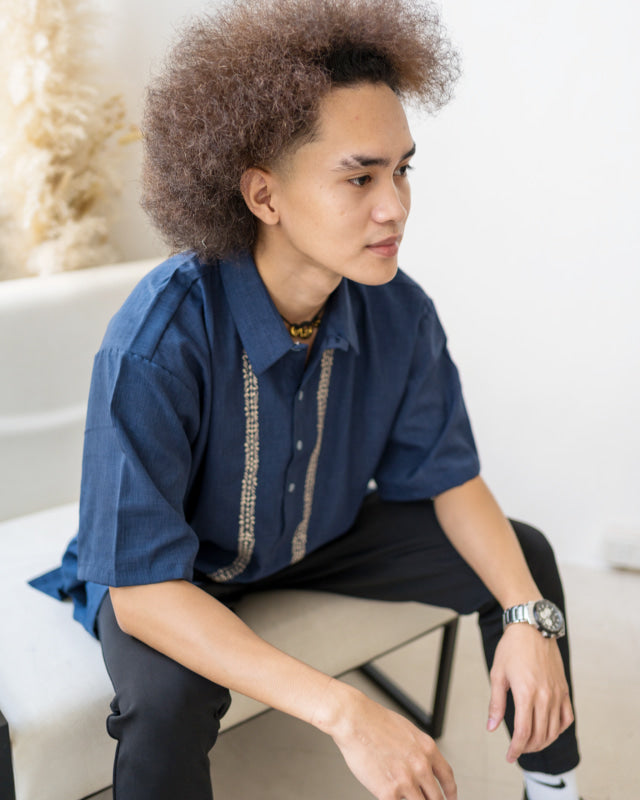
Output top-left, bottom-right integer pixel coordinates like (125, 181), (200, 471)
(522, 768), (580, 800)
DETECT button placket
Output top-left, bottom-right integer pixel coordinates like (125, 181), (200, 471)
(282, 375), (313, 533)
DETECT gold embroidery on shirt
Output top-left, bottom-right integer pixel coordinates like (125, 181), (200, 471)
(290, 349), (335, 564)
(209, 351), (259, 581)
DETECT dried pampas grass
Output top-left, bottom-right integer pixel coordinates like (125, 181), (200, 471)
(0, 0), (127, 280)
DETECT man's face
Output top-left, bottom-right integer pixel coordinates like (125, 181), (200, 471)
(264, 82), (414, 288)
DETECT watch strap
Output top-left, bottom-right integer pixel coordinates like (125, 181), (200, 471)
(502, 602), (533, 629)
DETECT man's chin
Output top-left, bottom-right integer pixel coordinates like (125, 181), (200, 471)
(357, 260), (399, 286)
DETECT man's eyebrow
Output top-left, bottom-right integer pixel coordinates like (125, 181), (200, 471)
(333, 142), (416, 172)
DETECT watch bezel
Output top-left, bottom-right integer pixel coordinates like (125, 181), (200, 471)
(531, 599), (565, 638)
(502, 599), (566, 639)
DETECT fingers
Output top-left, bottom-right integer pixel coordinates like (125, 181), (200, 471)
(332, 691), (457, 800)
(560, 692), (575, 732)
(432, 749), (458, 800)
(506, 683), (574, 763)
(384, 735), (457, 800)
(487, 672), (507, 732)
(406, 743), (457, 800)
(507, 694), (533, 762)
(544, 685), (574, 745)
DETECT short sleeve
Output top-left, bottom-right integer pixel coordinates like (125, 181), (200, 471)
(374, 301), (480, 500)
(76, 348), (202, 587)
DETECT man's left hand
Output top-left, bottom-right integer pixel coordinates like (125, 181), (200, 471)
(486, 622), (574, 762)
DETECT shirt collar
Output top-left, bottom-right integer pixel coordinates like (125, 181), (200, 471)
(321, 275), (360, 356)
(220, 253), (360, 376)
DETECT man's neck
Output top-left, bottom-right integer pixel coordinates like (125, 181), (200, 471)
(252, 241), (341, 325)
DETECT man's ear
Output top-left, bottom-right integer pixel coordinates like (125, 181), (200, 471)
(240, 168), (280, 226)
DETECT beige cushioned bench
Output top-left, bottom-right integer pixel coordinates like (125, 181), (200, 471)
(0, 260), (458, 800)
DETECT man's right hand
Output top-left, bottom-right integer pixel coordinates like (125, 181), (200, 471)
(111, 582), (457, 799)
(315, 679), (458, 800)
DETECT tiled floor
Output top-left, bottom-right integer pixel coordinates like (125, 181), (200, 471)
(90, 564), (639, 799)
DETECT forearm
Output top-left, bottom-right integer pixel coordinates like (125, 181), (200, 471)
(433, 475), (541, 608)
(109, 579), (458, 797)
(434, 476), (574, 759)
(109, 580), (353, 732)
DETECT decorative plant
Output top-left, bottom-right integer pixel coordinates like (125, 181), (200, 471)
(0, 0), (127, 280)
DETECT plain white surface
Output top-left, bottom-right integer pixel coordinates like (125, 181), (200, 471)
(0, 259), (158, 520)
(0, 504), (115, 800)
(401, 0), (640, 570)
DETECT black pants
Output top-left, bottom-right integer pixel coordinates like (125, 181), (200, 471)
(97, 496), (580, 800)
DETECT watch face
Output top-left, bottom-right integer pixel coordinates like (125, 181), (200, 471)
(533, 600), (564, 634)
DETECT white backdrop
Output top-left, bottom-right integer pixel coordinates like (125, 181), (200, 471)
(96, 0), (640, 567)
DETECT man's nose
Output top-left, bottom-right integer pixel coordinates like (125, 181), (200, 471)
(371, 181), (409, 225)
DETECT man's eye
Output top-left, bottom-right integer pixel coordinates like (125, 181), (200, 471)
(395, 164), (413, 177)
(349, 175), (371, 187)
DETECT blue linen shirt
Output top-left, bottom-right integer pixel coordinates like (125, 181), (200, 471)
(32, 251), (479, 635)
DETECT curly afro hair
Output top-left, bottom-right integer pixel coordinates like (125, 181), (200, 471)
(141, 0), (460, 263)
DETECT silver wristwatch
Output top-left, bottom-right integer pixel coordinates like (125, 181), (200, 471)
(502, 599), (566, 639)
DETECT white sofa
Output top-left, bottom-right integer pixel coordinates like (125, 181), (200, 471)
(0, 259), (459, 800)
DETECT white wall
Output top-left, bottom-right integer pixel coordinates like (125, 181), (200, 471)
(93, 0), (218, 260)
(403, 1), (640, 567)
(98, 0), (639, 567)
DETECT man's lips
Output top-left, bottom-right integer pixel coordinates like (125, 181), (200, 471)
(367, 235), (401, 256)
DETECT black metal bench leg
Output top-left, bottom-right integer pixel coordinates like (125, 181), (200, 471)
(359, 616), (459, 739)
(1, 709), (17, 800)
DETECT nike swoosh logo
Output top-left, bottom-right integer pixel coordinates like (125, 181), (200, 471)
(530, 777), (567, 789)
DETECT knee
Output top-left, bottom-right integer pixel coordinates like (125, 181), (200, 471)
(510, 520), (564, 600)
(513, 519), (555, 561)
(109, 657), (231, 751)
(140, 666), (230, 725)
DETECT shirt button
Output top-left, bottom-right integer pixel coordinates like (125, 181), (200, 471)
(298, 390), (304, 401)
(288, 482), (296, 493)
(296, 440), (304, 451)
